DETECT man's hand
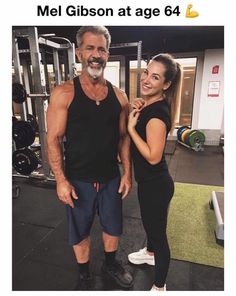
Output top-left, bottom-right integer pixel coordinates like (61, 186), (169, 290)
(118, 175), (132, 199)
(56, 179), (78, 208)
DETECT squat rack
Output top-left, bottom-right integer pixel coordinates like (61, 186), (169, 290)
(12, 26), (76, 180)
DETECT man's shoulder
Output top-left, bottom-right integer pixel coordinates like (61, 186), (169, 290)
(111, 84), (128, 107)
(50, 79), (74, 107)
(53, 79), (74, 94)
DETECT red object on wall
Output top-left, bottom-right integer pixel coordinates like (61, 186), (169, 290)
(212, 65), (219, 74)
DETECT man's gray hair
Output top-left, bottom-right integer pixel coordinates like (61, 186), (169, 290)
(76, 26), (111, 50)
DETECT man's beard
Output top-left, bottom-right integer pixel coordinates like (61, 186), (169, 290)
(87, 66), (103, 79)
(85, 57), (106, 79)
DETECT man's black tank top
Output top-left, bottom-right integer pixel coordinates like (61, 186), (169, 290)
(64, 76), (122, 182)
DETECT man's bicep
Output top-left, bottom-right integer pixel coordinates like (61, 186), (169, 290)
(46, 93), (68, 138)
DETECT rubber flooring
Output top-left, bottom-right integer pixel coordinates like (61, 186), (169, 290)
(12, 144), (224, 291)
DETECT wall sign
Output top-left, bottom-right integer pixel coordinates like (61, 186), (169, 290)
(208, 81), (220, 97)
(212, 65), (219, 74)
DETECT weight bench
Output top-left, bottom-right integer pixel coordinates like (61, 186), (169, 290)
(209, 191), (224, 246)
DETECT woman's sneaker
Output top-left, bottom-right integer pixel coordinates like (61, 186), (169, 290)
(128, 247), (155, 266)
(150, 284), (166, 291)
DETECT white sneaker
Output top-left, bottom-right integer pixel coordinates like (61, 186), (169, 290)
(128, 247), (155, 266)
(150, 284), (166, 291)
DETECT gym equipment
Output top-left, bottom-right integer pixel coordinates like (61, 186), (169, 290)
(110, 41), (142, 95)
(12, 26), (76, 179)
(185, 129), (197, 146)
(177, 125), (205, 151)
(12, 27), (142, 181)
(177, 125), (189, 141)
(13, 120), (36, 149)
(181, 128), (191, 143)
(186, 130), (205, 147)
(178, 126), (190, 142)
(12, 148), (39, 175)
(209, 191), (224, 246)
(27, 114), (39, 133)
(12, 82), (27, 104)
(12, 116), (18, 124)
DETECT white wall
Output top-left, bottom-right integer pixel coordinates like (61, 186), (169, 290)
(197, 49), (224, 130)
(170, 49), (224, 145)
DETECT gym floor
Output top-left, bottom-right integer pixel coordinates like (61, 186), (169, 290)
(12, 142), (224, 291)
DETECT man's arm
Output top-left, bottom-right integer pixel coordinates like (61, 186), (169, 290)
(46, 83), (78, 207)
(114, 86), (132, 198)
(46, 86), (67, 182)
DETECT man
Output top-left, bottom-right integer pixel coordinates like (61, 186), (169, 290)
(46, 26), (133, 290)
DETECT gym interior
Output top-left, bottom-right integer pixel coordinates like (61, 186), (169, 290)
(12, 26), (224, 291)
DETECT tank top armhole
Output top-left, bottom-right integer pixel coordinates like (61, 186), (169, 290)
(73, 76), (81, 98)
(107, 81), (123, 110)
(66, 77), (79, 110)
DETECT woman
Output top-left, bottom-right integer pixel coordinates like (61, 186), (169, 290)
(127, 53), (181, 291)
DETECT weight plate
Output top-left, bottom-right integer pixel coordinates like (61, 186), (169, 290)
(12, 83), (27, 104)
(177, 126), (189, 141)
(12, 148), (38, 175)
(13, 120), (36, 148)
(179, 127), (190, 142)
(185, 129), (197, 146)
(181, 129), (191, 143)
(27, 114), (39, 133)
(188, 130), (205, 147)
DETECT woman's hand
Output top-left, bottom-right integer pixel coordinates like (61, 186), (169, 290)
(131, 98), (146, 111)
(128, 109), (140, 132)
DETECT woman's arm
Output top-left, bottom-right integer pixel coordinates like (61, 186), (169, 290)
(128, 110), (166, 165)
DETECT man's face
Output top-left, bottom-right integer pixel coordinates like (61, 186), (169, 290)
(76, 32), (109, 79)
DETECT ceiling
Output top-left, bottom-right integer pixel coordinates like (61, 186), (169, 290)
(13, 26), (224, 60)
(35, 26), (224, 57)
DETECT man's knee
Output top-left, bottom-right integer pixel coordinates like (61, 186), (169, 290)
(73, 237), (90, 262)
(103, 232), (119, 251)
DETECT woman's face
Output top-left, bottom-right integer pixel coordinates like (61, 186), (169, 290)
(140, 60), (171, 98)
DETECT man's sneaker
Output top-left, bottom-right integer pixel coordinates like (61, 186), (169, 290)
(150, 284), (166, 291)
(128, 247), (155, 266)
(101, 260), (133, 288)
(75, 273), (92, 290)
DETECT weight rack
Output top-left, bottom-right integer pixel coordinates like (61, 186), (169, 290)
(12, 26), (76, 180)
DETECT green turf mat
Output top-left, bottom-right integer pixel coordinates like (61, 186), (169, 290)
(167, 182), (224, 268)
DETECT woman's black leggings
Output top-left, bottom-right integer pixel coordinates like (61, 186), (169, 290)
(138, 174), (174, 288)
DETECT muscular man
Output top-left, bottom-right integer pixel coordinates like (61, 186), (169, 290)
(46, 26), (133, 290)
